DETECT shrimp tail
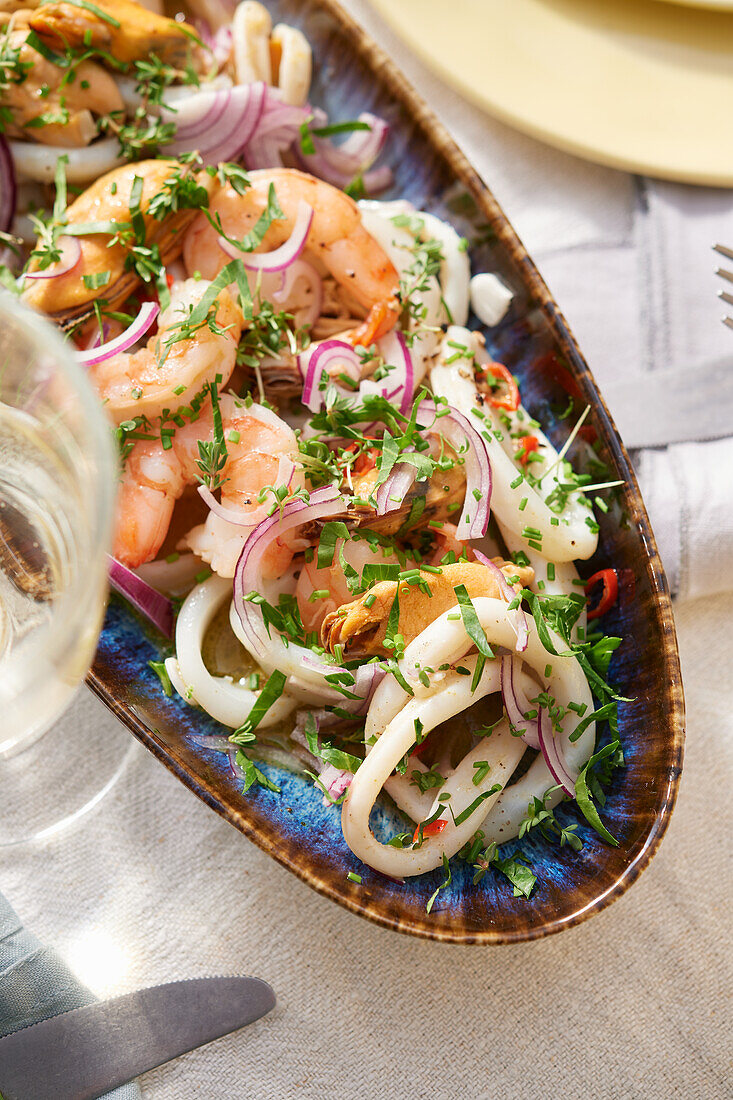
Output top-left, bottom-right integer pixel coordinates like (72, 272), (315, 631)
(348, 297), (401, 348)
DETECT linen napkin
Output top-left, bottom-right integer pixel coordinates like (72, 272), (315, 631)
(538, 178), (733, 602)
(0, 891), (141, 1099)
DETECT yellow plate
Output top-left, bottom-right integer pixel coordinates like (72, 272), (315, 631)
(368, 0), (733, 184)
(656, 0), (733, 9)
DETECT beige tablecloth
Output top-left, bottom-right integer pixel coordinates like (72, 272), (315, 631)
(1, 4), (731, 1096)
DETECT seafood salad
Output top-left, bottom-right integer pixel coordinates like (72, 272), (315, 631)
(1, 0), (627, 903)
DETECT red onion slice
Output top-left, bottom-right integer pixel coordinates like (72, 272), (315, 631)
(0, 135), (17, 235)
(227, 744), (246, 781)
(339, 113), (389, 164)
(233, 484), (346, 655)
(317, 762), (353, 805)
(361, 165), (394, 195)
(219, 200), (313, 272)
(205, 83), (267, 164)
(299, 111), (392, 193)
(197, 484), (255, 527)
(250, 94), (310, 139)
(273, 258), (323, 327)
(500, 655), (539, 750)
(473, 548), (529, 652)
(108, 556), (174, 638)
(418, 399), (492, 539)
(232, 487), (383, 713)
(164, 83), (266, 163)
(242, 91), (308, 170)
(76, 302), (159, 366)
(300, 339), (361, 412)
(171, 88), (230, 140)
(375, 461), (418, 515)
(537, 705), (577, 797)
(359, 329), (414, 415)
(24, 235), (81, 281)
(300, 332), (413, 415)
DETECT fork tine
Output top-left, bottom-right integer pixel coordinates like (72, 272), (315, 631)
(714, 243), (733, 262)
(713, 247), (733, 327)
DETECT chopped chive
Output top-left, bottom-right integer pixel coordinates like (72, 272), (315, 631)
(148, 660), (172, 696)
(472, 760), (490, 785)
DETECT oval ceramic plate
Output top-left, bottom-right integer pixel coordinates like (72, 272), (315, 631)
(367, 0), (733, 185)
(88, 0), (685, 943)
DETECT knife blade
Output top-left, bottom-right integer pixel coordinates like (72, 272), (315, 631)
(0, 976), (275, 1100)
(602, 356), (733, 449)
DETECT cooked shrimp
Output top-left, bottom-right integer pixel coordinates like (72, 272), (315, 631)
(115, 394), (303, 574)
(183, 398), (305, 578)
(88, 278), (244, 425)
(183, 168), (401, 344)
(28, 0), (199, 67)
(2, 29), (124, 147)
(295, 536), (404, 635)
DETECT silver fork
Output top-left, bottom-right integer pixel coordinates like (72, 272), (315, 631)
(713, 242), (733, 329)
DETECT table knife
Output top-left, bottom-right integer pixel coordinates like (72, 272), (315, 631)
(0, 976), (275, 1100)
(602, 356), (733, 449)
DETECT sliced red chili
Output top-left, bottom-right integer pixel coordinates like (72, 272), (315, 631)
(413, 818), (447, 843)
(342, 438), (379, 475)
(584, 568), (619, 620)
(410, 727), (439, 758)
(354, 448), (379, 474)
(516, 434), (539, 466)
(481, 362), (520, 411)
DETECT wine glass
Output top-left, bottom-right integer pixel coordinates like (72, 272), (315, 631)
(0, 293), (132, 845)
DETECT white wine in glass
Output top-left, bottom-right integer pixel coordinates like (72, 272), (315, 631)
(0, 294), (131, 845)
